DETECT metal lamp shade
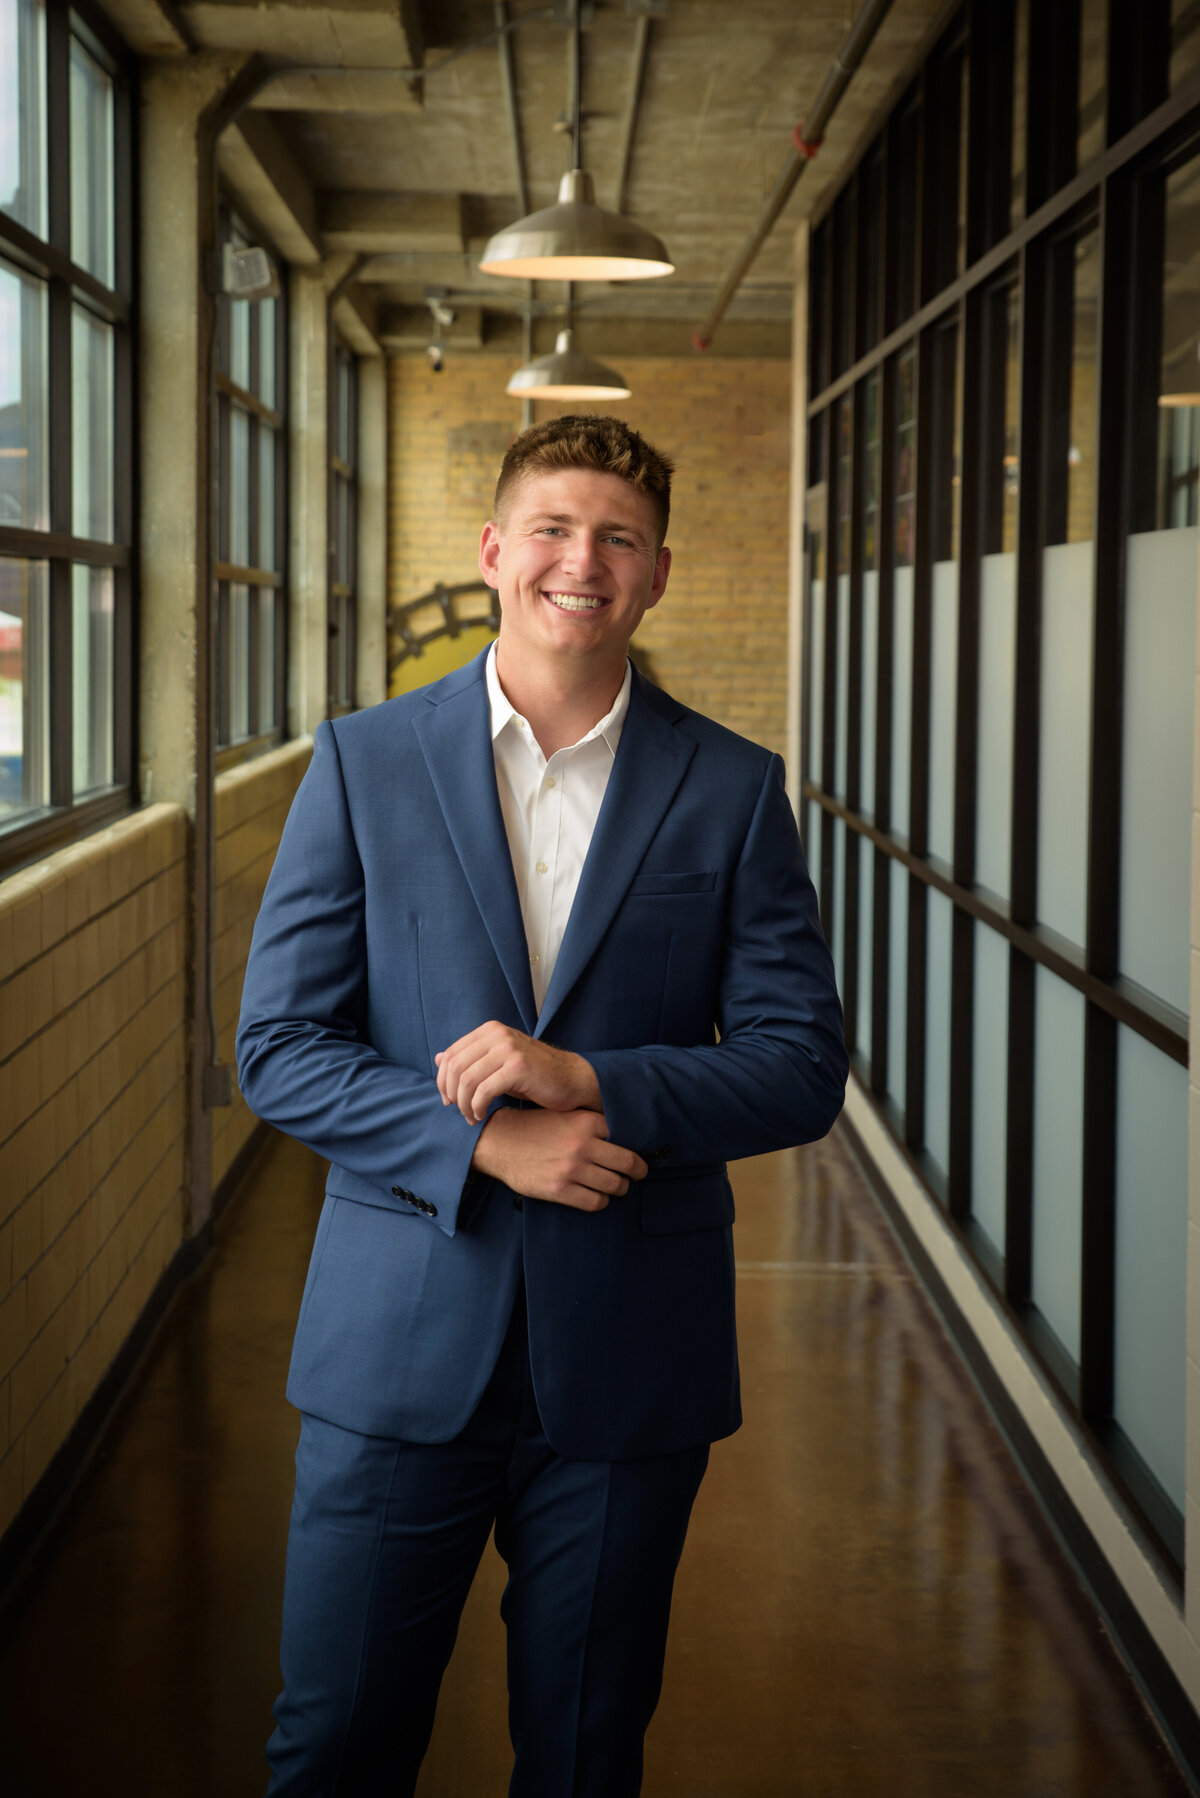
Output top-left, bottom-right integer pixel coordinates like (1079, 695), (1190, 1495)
(506, 330), (632, 400)
(480, 170), (674, 282)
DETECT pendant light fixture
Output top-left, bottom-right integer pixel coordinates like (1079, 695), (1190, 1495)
(506, 284), (632, 401)
(479, 1), (673, 282)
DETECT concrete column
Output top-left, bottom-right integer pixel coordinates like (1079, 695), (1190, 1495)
(138, 52), (251, 1238)
(786, 220), (810, 815)
(356, 354), (388, 710)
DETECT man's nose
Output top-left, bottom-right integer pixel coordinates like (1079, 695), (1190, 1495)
(561, 534), (604, 580)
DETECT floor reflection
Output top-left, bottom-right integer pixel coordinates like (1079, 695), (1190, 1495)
(0, 1130), (1187, 1796)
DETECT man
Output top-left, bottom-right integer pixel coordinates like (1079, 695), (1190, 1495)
(237, 414), (847, 1796)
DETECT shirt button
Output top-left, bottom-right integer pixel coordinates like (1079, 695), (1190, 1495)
(544, 775), (556, 789)
(515, 717), (526, 729)
(536, 859), (548, 874)
(529, 952), (539, 965)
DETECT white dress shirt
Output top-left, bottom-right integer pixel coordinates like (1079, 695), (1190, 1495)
(486, 641), (631, 1013)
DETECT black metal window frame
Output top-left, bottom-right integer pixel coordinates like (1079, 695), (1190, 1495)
(803, 0), (1200, 1579)
(328, 337), (357, 717)
(214, 203), (287, 763)
(0, 0), (135, 871)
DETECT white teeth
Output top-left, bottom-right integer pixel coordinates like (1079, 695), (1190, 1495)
(546, 592), (603, 611)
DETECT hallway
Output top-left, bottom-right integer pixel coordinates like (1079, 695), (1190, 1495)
(0, 1131), (1185, 1797)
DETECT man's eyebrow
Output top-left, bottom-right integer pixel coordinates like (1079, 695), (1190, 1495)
(525, 509), (648, 539)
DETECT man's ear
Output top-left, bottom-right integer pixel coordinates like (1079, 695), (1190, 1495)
(479, 519), (501, 587)
(646, 544), (671, 611)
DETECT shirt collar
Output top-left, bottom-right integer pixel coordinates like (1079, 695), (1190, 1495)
(485, 641), (632, 755)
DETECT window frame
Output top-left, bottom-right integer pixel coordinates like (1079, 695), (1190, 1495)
(0, 0), (135, 872)
(213, 202), (287, 766)
(327, 336), (358, 718)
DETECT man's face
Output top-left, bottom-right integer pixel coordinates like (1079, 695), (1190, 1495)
(478, 466), (671, 667)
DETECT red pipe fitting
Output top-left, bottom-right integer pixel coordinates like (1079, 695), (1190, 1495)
(691, 328), (711, 353)
(793, 120), (824, 159)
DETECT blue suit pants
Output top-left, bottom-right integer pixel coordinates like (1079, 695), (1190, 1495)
(265, 1287), (710, 1796)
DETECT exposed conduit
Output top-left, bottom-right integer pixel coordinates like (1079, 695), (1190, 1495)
(692, 0), (897, 351)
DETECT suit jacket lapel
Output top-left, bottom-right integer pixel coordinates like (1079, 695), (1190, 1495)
(412, 658), (538, 1033)
(535, 674), (696, 1039)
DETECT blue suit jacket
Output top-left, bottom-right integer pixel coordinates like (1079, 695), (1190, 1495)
(236, 649), (847, 1461)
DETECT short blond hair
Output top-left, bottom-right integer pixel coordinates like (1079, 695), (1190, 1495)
(494, 413), (674, 544)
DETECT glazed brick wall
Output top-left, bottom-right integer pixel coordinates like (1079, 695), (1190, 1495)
(0, 808), (189, 1539)
(214, 740), (312, 1191)
(388, 353), (792, 760)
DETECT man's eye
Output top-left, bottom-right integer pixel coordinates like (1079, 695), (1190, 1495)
(606, 536), (633, 548)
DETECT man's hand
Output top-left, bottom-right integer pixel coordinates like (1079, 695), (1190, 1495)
(471, 1107), (647, 1212)
(436, 1022), (602, 1122)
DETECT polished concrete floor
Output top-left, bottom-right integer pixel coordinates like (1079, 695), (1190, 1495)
(0, 1128), (1189, 1796)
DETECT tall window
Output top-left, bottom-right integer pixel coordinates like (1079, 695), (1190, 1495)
(215, 209), (285, 753)
(328, 341), (357, 714)
(803, 0), (1200, 1575)
(0, 0), (133, 861)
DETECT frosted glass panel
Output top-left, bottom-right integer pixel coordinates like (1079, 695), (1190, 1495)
(861, 569), (878, 818)
(1120, 527), (1196, 1015)
(857, 839), (874, 1061)
(805, 801), (822, 907)
(835, 573), (850, 799)
(832, 818), (846, 998)
(1030, 966), (1085, 1362)
(928, 560), (958, 865)
(971, 923), (1009, 1258)
(1113, 1027), (1187, 1510)
(887, 859), (908, 1116)
(1038, 541), (1094, 947)
(891, 565), (914, 838)
(977, 552), (1016, 901)
(924, 887), (953, 1181)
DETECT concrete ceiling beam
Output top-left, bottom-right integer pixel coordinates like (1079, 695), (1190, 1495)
(248, 68), (424, 113)
(217, 111), (323, 265)
(181, 3), (424, 103)
(334, 285), (383, 357)
(318, 191), (467, 255)
(95, 0), (192, 54)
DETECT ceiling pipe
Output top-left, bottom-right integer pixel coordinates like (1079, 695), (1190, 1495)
(613, 12), (652, 215)
(692, 0), (897, 352)
(494, 0), (530, 216)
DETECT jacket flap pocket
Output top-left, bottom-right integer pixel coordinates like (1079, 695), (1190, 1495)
(640, 1174), (735, 1235)
(627, 870), (719, 897)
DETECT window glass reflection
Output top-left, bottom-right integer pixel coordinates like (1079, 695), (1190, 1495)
(229, 582), (250, 742)
(69, 35), (114, 288)
(1077, 0), (1107, 168)
(0, 260), (48, 529)
(0, 556), (48, 819)
(1171, 0), (1200, 94)
(0, 0), (47, 241)
(258, 296), (276, 409)
(71, 305), (114, 541)
(71, 564), (114, 796)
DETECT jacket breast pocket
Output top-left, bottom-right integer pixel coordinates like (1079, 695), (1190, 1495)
(626, 870), (719, 898)
(640, 1172), (735, 1235)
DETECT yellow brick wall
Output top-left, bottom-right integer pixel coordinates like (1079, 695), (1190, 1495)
(388, 353), (792, 759)
(213, 739), (312, 1191)
(0, 806), (188, 1539)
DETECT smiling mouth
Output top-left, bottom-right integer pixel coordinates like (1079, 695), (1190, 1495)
(543, 591), (610, 612)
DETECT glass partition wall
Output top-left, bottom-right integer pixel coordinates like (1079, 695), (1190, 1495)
(803, 0), (1200, 1575)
